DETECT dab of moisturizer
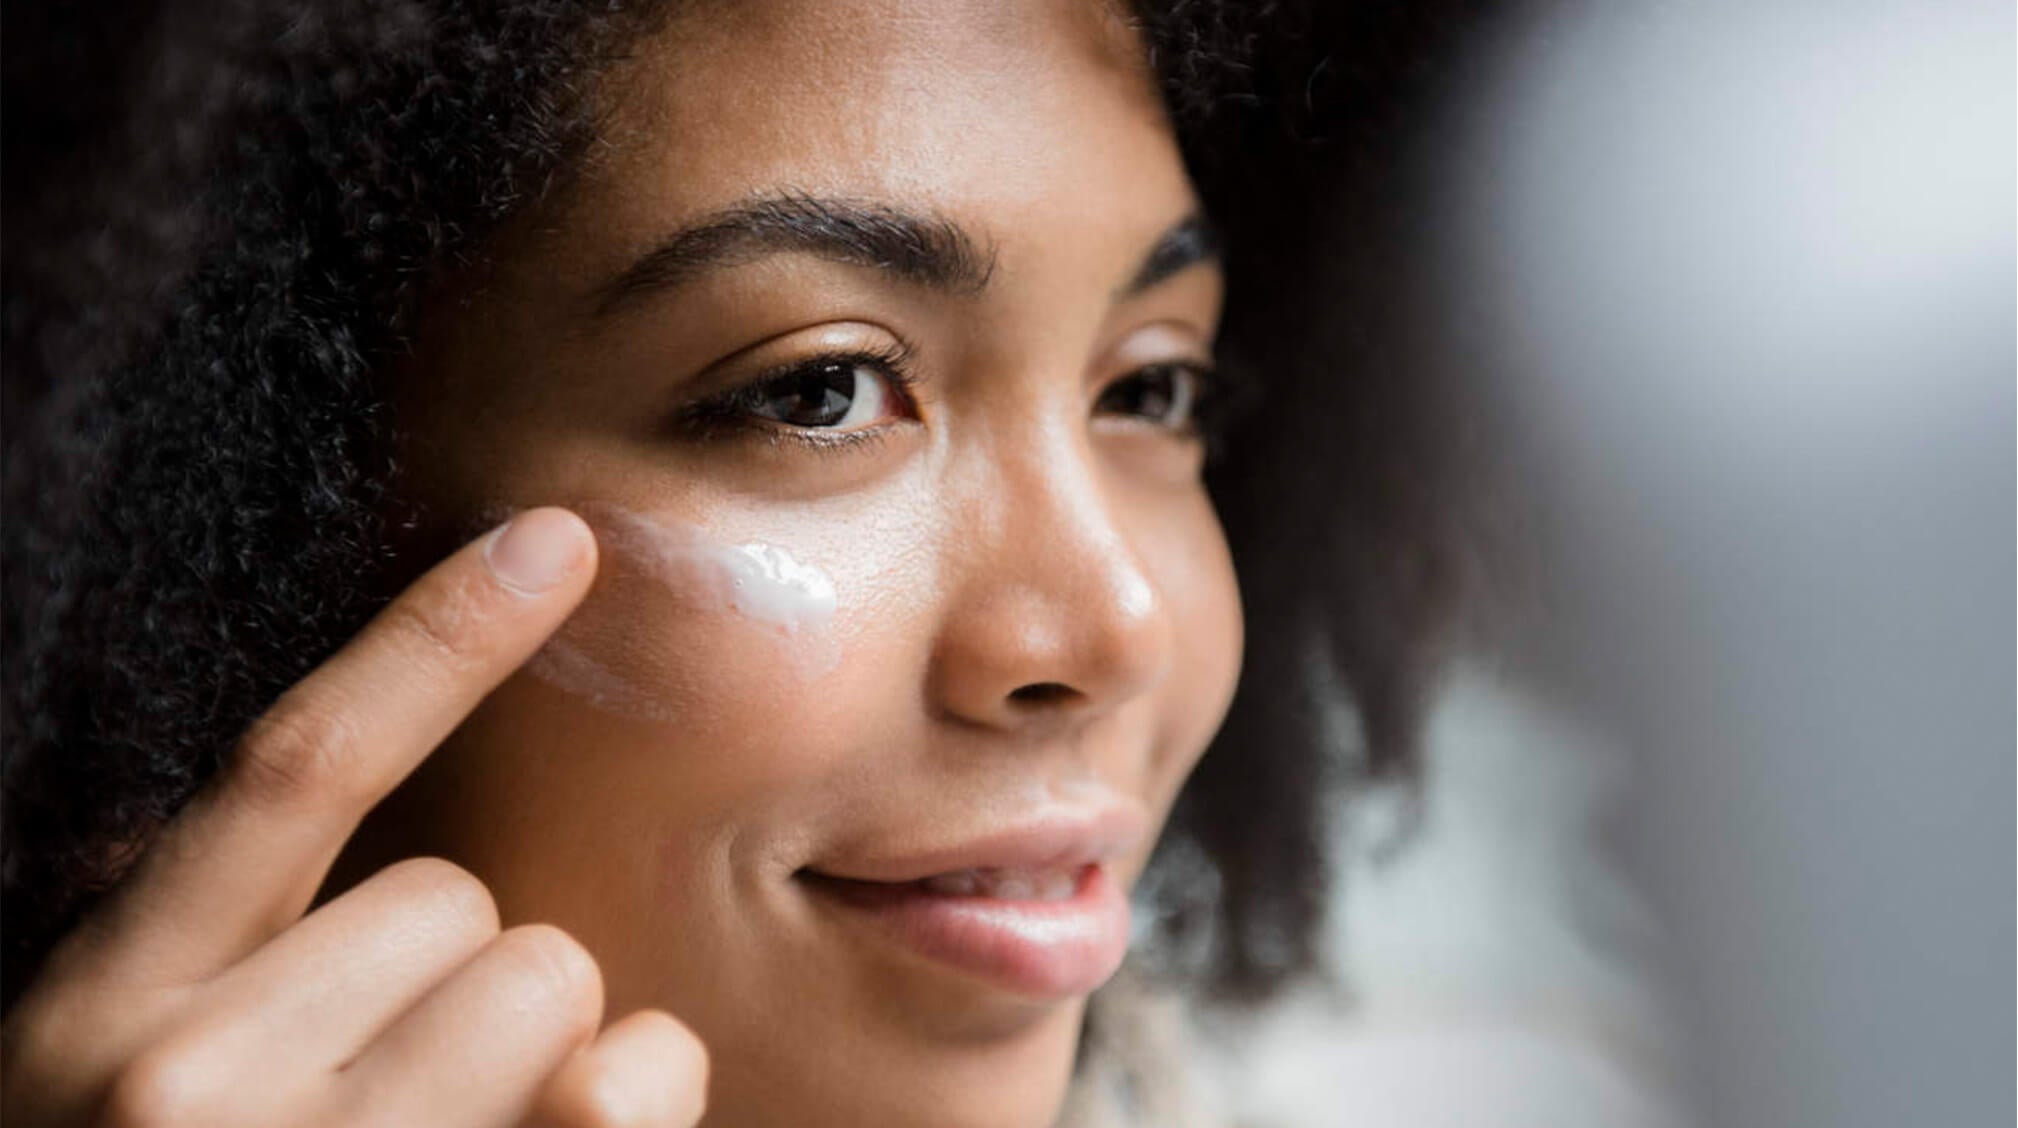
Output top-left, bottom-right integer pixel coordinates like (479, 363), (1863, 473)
(521, 504), (841, 723)
(596, 506), (838, 636)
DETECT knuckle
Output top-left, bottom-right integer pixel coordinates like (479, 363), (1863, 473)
(233, 697), (369, 807)
(379, 574), (490, 673)
(538, 1066), (634, 1128)
(492, 925), (603, 1031)
(379, 857), (500, 939)
(99, 1042), (218, 1128)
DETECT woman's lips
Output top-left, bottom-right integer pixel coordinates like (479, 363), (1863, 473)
(799, 803), (1145, 999)
(799, 863), (1130, 999)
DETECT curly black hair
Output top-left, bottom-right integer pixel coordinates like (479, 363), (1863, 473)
(1, 0), (1497, 1013)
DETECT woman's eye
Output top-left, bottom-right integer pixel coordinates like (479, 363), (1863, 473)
(1095, 363), (1209, 430)
(712, 355), (911, 433)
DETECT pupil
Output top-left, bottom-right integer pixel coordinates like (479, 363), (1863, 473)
(775, 363), (854, 426)
(1106, 369), (1176, 420)
(1136, 371), (1175, 418)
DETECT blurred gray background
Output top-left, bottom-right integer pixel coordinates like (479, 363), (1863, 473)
(1189, 6), (2007, 1123)
(1445, 1), (2014, 1125)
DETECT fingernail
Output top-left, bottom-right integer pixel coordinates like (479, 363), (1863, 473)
(484, 508), (588, 595)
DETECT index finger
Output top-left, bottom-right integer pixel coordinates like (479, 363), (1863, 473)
(62, 506), (597, 988)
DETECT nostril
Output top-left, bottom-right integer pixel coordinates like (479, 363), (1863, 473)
(1007, 682), (1079, 708)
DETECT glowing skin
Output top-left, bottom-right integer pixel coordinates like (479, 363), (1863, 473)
(594, 508), (838, 635)
(527, 507), (843, 720)
(334, 2), (1243, 1125)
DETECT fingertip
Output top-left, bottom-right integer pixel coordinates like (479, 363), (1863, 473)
(483, 507), (597, 597)
(629, 1009), (710, 1092)
(531, 1009), (709, 1128)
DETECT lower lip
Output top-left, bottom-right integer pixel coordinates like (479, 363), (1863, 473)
(801, 865), (1130, 999)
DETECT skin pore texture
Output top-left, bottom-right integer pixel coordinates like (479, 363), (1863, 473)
(337, 1), (1243, 1124)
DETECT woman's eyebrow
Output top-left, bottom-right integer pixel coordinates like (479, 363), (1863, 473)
(591, 191), (997, 316)
(589, 193), (1218, 317)
(1116, 212), (1220, 300)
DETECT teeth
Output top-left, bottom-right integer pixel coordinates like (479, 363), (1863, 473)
(1031, 869), (1077, 901)
(988, 872), (1037, 900)
(921, 870), (980, 896)
(919, 867), (1081, 902)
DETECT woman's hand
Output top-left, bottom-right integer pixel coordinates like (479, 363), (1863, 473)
(0, 508), (709, 1128)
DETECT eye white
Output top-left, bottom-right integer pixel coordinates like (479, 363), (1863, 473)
(1099, 364), (1202, 429)
(1160, 367), (1198, 426)
(829, 365), (888, 429)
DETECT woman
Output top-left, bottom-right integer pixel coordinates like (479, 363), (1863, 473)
(2, 1), (1477, 1123)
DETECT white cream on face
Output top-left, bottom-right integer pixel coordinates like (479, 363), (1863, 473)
(515, 504), (842, 722)
(594, 505), (838, 635)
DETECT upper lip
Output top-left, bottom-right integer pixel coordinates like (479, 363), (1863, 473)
(804, 801), (1150, 885)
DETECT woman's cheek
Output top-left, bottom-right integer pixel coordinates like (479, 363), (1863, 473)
(1146, 494), (1243, 799)
(435, 506), (915, 966)
(502, 506), (913, 805)
(438, 493), (936, 812)
(526, 505), (843, 720)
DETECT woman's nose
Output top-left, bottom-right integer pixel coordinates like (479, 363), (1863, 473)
(927, 442), (1174, 734)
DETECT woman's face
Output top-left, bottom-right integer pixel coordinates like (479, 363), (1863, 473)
(371, 1), (1240, 1123)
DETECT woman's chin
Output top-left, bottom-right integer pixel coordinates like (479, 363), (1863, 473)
(695, 999), (1086, 1128)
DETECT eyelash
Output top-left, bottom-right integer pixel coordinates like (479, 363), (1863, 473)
(1097, 361), (1220, 435)
(673, 345), (1225, 451)
(676, 341), (922, 453)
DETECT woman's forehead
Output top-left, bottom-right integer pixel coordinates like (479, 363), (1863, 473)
(571, 1), (1175, 235)
(638, 0), (1150, 92)
(479, 0), (1199, 334)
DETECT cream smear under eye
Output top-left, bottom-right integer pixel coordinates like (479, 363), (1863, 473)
(595, 506), (838, 635)
(516, 504), (841, 722)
